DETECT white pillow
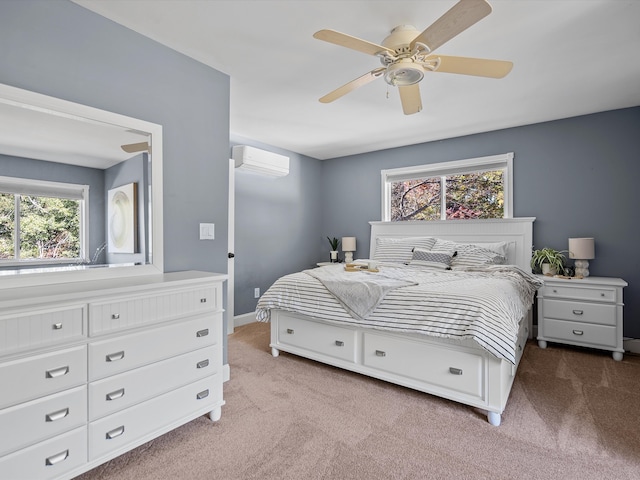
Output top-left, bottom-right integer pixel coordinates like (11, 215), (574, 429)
(373, 237), (436, 263)
(409, 247), (455, 270)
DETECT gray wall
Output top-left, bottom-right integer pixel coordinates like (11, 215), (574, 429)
(231, 136), (322, 315)
(0, 0), (230, 353)
(320, 107), (640, 338)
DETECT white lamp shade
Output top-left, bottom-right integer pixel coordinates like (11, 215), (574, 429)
(568, 237), (595, 260)
(342, 236), (356, 252)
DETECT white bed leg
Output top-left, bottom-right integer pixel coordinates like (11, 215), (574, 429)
(208, 407), (222, 422)
(612, 351), (623, 361)
(538, 340), (547, 349)
(271, 347), (280, 357)
(487, 411), (501, 426)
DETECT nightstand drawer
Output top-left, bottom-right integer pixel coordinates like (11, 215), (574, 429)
(543, 299), (616, 326)
(540, 284), (615, 302)
(542, 318), (617, 348)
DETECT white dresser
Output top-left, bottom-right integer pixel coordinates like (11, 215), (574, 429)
(536, 275), (627, 360)
(0, 270), (226, 480)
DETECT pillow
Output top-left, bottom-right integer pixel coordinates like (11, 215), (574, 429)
(409, 248), (454, 270)
(432, 239), (507, 268)
(373, 237), (436, 263)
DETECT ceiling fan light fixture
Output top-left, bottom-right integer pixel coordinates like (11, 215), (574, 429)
(384, 61), (424, 87)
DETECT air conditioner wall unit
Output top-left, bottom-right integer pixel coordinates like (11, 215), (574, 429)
(232, 145), (289, 177)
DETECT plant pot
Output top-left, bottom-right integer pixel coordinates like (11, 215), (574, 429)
(330, 250), (338, 263)
(541, 264), (557, 275)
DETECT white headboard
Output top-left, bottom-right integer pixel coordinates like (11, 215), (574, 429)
(369, 218), (535, 272)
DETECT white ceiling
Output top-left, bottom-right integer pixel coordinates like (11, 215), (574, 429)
(71, 0), (640, 160)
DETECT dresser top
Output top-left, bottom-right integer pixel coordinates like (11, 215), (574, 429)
(537, 274), (627, 288)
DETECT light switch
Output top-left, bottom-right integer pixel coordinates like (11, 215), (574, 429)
(199, 223), (215, 240)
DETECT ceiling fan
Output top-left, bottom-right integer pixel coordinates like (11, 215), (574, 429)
(313, 0), (512, 115)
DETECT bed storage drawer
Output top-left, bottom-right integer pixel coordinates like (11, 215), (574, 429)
(542, 318), (617, 348)
(277, 315), (357, 363)
(363, 332), (485, 399)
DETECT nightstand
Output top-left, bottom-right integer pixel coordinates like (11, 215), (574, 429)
(537, 276), (627, 360)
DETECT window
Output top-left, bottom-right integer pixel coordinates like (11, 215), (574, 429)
(0, 176), (89, 265)
(381, 153), (513, 221)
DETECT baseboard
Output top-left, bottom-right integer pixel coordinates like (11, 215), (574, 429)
(234, 311), (257, 328)
(624, 337), (640, 355)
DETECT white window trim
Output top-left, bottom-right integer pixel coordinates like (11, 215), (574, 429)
(0, 175), (90, 265)
(381, 152), (513, 221)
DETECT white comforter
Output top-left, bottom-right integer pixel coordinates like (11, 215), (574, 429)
(256, 263), (542, 364)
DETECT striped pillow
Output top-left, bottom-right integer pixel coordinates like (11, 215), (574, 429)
(409, 248), (454, 270)
(433, 239), (507, 268)
(373, 237), (437, 263)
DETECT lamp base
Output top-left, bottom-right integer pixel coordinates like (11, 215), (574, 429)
(344, 252), (354, 263)
(574, 259), (590, 278)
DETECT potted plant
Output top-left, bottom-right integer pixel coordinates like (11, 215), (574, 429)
(327, 236), (340, 263)
(531, 247), (567, 275)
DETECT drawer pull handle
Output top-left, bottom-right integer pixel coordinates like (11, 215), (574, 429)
(45, 449), (69, 466)
(375, 350), (386, 357)
(449, 367), (463, 375)
(286, 328), (294, 334)
(197, 389), (210, 400)
(196, 328), (209, 338)
(601, 293), (605, 297)
(106, 351), (125, 362)
(335, 340), (344, 347)
(111, 313), (120, 320)
(106, 388), (125, 401)
(572, 330), (584, 336)
(45, 408), (70, 422)
(552, 289), (558, 293)
(52, 322), (63, 330)
(45, 366), (69, 379)
(106, 425), (125, 439)
(200, 298), (207, 303)
(197, 359), (210, 369)
(572, 309), (584, 316)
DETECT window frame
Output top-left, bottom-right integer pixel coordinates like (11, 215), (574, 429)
(381, 152), (513, 221)
(0, 175), (90, 266)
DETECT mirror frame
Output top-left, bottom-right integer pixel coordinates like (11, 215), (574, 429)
(0, 82), (163, 288)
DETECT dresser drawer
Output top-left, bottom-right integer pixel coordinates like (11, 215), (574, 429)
(0, 346), (87, 409)
(89, 345), (219, 420)
(88, 314), (219, 380)
(0, 304), (86, 355)
(89, 284), (220, 336)
(542, 318), (617, 348)
(0, 386), (86, 457)
(363, 332), (485, 400)
(542, 299), (616, 326)
(88, 375), (222, 461)
(277, 315), (357, 363)
(0, 426), (87, 480)
(540, 284), (615, 303)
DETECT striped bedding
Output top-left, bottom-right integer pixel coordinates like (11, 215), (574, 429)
(256, 263), (542, 364)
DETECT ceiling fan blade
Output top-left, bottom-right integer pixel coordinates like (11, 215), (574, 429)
(319, 67), (386, 103)
(399, 84), (422, 115)
(314, 29), (395, 57)
(121, 142), (150, 154)
(410, 0), (492, 53)
(431, 55), (513, 78)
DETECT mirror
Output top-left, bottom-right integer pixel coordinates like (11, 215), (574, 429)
(0, 83), (163, 287)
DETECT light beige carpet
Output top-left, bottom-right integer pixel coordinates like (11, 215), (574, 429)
(79, 322), (640, 480)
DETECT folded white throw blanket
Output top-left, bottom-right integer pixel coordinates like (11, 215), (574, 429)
(304, 265), (418, 321)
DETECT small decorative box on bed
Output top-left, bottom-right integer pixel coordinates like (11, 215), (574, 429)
(258, 218), (539, 426)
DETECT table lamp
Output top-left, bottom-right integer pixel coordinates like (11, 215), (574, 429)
(568, 237), (595, 278)
(342, 236), (356, 263)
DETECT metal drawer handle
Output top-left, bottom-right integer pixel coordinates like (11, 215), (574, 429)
(111, 313), (120, 319)
(45, 449), (69, 466)
(200, 298), (207, 303)
(196, 328), (209, 337)
(572, 309), (584, 316)
(335, 340), (344, 347)
(106, 425), (125, 439)
(286, 328), (294, 334)
(375, 350), (386, 357)
(572, 330), (584, 336)
(45, 366), (69, 379)
(197, 359), (210, 369)
(552, 289), (558, 293)
(52, 322), (63, 330)
(106, 351), (125, 362)
(449, 367), (463, 375)
(197, 389), (210, 400)
(600, 293), (605, 297)
(106, 388), (125, 401)
(45, 408), (70, 422)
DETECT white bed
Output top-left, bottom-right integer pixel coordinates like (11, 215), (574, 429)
(260, 218), (537, 426)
